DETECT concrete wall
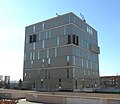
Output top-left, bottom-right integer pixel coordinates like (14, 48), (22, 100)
(26, 93), (120, 104)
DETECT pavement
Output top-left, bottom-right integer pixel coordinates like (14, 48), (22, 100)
(18, 99), (43, 104)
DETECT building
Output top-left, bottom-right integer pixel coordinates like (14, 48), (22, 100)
(0, 75), (3, 82)
(4, 76), (10, 83)
(23, 12), (100, 91)
(100, 76), (120, 89)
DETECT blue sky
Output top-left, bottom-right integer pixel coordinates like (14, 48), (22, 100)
(0, 0), (120, 80)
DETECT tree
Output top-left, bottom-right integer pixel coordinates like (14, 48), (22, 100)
(18, 79), (22, 89)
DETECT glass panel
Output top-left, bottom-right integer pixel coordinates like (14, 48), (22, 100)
(46, 31), (48, 39)
(74, 16), (76, 24)
(48, 58), (50, 64)
(55, 48), (57, 57)
(38, 32), (41, 40)
(49, 30), (51, 38)
(47, 49), (49, 58)
(68, 14), (70, 23)
(33, 42), (36, 50)
(73, 56), (75, 65)
(42, 22), (44, 30)
(42, 59), (45, 63)
(38, 51), (40, 59)
(30, 52), (32, 60)
(33, 51), (35, 60)
(33, 25), (35, 32)
(57, 37), (59, 45)
(67, 56), (69, 62)
(42, 40), (45, 48)
(64, 27), (66, 35)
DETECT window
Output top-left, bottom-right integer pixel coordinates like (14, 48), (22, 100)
(33, 42), (36, 50)
(49, 30), (51, 38)
(57, 37), (59, 45)
(38, 51), (40, 59)
(67, 56), (70, 62)
(67, 56), (70, 66)
(42, 59), (45, 63)
(82, 58), (83, 67)
(46, 31), (49, 39)
(29, 35), (32, 43)
(30, 52), (32, 60)
(42, 40), (45, 48)
(33, 25), (35, 32)
(42, 59), (45, 68)
(73, 56), (75, 65)
(64, 27), (66, 35)
(47, 49), (49, 58)
(59, 78), (61, 82)
(33, 34), (36, 42)
(55, 48), (57, 57)
(38, 32), (41, 40)
(73, 35), (76, 44)
(68, 14), (71, 23)
(42, 22), (44, 30)
(67, 69), (69, 78)
(48, 58), (51, 67)
(33, 52), (35, 60)
(74, 16), (76, 24)
(68, 35), (71, 44)
(30, 60), (33, 68)
(76, 36), (79, 45)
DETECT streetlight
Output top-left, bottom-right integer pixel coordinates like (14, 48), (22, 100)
(75, 78), (77, 89)
(41, 78), (44, 91)
(82, 78), (84, 89)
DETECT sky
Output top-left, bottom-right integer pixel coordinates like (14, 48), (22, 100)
(0, 0), (120, 81)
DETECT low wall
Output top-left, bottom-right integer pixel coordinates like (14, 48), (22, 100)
(26, 93), (120, 104)
(0, 89), (35, 99)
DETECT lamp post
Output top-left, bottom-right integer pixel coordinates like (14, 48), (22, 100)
(75, 78), (77, 89)
(41, 78), (44, 91)
(82, 78), (84, 89)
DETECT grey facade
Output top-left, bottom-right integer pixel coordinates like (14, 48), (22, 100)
(23, 12), (100, 91)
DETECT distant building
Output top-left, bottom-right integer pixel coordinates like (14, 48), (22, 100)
(23, 12), (100, 91)
(100, 76), (120, 89)
(4, 76), (10, 83)
(0, 75), (3, 82)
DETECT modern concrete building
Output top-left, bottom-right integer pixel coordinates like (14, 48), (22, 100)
(23, 12), (100, 91)
(100, 76), (120, 89)
(0, 75), (3, 82)
(4, 76), (10, 83)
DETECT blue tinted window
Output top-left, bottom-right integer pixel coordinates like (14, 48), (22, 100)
(74, 16), (76, 24)
(67, 56), (69, 62)
(42, 40), (45, 48)
(48, 58), (50, 64)
(68, 14), (71, 23)
(38, 32), (41, 40)
(55, 48), (57, 57)
(33, 25), (35, 32)
(42, 22), (44, 30)
(38, 51), (40, 59)
(64, 27), (66, 35)
(46, 31), (49, 39)
(47, 49), (49, 58)
(33, 42), (36, 50)
(57, 37), (59, 45)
